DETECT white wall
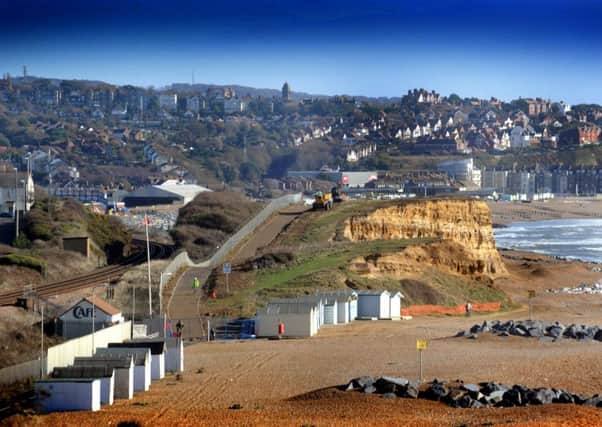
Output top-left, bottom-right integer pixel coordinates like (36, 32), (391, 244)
(336, 301), (349, 324)
(151, 353), (165, 380)
(390, 295), (401, 319)
(100, 375), (114, 405)
(166, 339), (184, 372)
(379, 293), (391, 319)
(46, 321), (131, 374)
(133, 365), (149, 392)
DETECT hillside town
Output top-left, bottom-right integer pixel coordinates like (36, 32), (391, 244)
(1, 73), (602, 222)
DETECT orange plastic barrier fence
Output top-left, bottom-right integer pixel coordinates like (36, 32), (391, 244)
(402, 301), (501, 316)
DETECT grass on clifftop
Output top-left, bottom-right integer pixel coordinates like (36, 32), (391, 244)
(205, 238), (430, 315)
(276, 200), (399, 246)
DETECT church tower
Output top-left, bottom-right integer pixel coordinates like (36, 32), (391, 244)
(282, 82), (291, 102)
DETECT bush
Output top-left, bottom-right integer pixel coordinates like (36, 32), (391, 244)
(12, 234), (31, 249)
(0, 254), (46, 273)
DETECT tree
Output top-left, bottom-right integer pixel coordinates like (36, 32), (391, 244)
(448, 93), (461, 105)
(0, 133), (9, 147)
(239, 162), (261, 182)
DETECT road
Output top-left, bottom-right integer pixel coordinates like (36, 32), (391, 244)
(167, 205), (307, 332)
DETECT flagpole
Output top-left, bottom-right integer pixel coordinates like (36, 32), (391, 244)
(145, 213), (152, 318)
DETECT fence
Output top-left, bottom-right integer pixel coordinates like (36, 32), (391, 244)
(143, 317), (254, 342)
(0, 359), (44, 385)
(204, 193), (302, 269)
(0, 321), (131, 385)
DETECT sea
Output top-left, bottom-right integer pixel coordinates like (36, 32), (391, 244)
(494, 218), (602, 263)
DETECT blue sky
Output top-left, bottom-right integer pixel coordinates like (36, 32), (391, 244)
(1, 0), (602, 103)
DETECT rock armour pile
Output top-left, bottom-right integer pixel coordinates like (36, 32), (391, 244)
(344, 377), (602, 409)
(457, 319), (602, 341)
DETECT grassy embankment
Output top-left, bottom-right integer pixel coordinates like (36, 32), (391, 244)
(206, 201), (509, 317)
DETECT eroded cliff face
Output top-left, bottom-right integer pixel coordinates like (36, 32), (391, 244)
(343, 199), (506, 277)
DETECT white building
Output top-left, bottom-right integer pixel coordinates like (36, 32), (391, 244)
(159, 94), (178, 111)
(0, 170), (35, 216)
(224, 97), (246, 114)
(154, 180), (212, 205)
(186, 96), (203, 113)
(437, 158), (482, 188)
(510, 126), (529, 148)
(58, 297), (124, 339)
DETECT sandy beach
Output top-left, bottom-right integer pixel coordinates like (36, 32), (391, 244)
(488, 197), (602, 225)
(12, 250), (602, 427)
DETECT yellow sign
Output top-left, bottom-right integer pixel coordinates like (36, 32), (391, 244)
(416, 339), (428, 350)
(527, 290), (536, 298)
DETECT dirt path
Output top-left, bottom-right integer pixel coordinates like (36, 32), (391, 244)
(230, 205), (308, 262)
(167, 205), (307, 331)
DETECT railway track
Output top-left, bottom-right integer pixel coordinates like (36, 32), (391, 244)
(0, 240), (175, 306)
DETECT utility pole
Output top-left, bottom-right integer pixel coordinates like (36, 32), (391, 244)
(92, 288), (96, 352)
(145, 213), (152, 318)
(40, 301), (44, 379)
(14, 168), (19, 240)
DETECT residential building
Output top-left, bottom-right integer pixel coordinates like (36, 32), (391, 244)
(578, 125), (601, 145)
(0, 170), (35, 215)
(224, 97), (246, 114)
(437, 158), (481, 188)
(158, 94), (177, 111)
(526, 98), (552, 116)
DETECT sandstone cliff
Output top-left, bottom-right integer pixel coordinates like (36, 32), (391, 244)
(343, 199), (506, 277)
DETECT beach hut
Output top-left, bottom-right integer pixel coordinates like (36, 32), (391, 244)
(255, 299), (320, 337)
(73, 356), (134, 400)
(52, 366), (115, 405)
(357, 291), (391, 319)
(165, 337), (184, 372)
(389, 292), (404, 320)
(318, 291), (358, 324)
(109, 339), (166, 380)
(323, 298), (338, 325)
(35, 378), (102, 412)
(96, 347), (151, 392)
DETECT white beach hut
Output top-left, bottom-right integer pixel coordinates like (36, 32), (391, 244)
(357, 291), (391, 319)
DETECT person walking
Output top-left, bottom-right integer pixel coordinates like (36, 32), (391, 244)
(175, 320), (184, 338)
(465, 302), (472, 317)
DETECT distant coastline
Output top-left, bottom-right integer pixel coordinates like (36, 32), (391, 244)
(488, 197), (602, 225)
